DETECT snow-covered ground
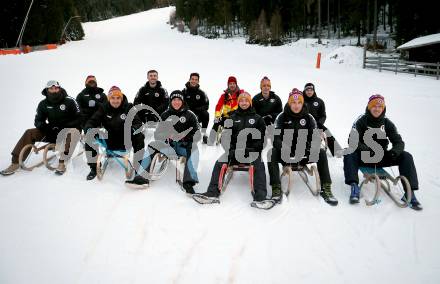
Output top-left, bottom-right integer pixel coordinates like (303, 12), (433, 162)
(1, 7), (439, 284)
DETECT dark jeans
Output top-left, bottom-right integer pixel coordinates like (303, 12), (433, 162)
(206, 155), (267, 201)
(343, 150), (419, 190)
(193, 110), (210, 130)
(268, 148), (332, 186)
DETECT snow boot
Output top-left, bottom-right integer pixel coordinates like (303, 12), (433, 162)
(251, 199), (276, 210)
(55, 161), (66, 175)
(271, 184), (283, 204)
(193, 191), (220, 204)
(182, 182), (196, 195)
(125, 175), (149, 189)
(86, 168), (97, 181)
(320, 183), (338, 206)
(0, 163), (19, 176)
(349, 183), (360, 204)
(403, 191), (423, 211)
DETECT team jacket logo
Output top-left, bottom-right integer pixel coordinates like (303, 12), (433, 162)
(313, 102), (319, 107)
(196, 95), (200, 100)
(249, 119), (255, 125)
(60, 104), (66, 111)
(95, 94), (101, 99)
(270, 99), (275, 103)
(300, 119), (306, 126)
(89, 100), (96, 107)
(120, 114), (126, 120)
(180, 116), (186, 123)
(380, 125), (385, 132)
(155, 93), (160, 97)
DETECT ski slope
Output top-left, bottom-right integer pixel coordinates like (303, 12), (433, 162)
(1, 7), (440, 284)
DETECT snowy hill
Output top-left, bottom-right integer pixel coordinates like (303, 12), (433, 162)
(1, 7), (439, 284)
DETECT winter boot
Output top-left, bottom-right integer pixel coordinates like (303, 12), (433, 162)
(271, 184), (283, 203)
(403, 191), (423, 211)
(192, 190), (220, 204)
(182, 182), (196, 194)
(320, 183), (338, 206)
(349, 183), (360, 204)
(125, 175), (149, 189)
(0, 163), (19, 176)
(55, 161), (66, 175)
(86, 168), (97, 181)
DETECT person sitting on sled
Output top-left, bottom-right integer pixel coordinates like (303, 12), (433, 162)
(127, 90), (200, 193)
(268, 88), (338, 206)
(1, 80), (81, 176)
(84, 86), (146, 182)
(193, 92), (273, 209)
(343, 94), (422, 210)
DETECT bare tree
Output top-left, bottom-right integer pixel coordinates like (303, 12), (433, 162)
(190, 16), (198, 35)
(270, 9), (282, 45)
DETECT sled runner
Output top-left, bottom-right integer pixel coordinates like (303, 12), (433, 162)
(18, 142), (56, 171)
(280, 163), (321, 197)
(359, 166), (412, 207)
(210, 162), (274, 210)
(95, 140), (134, 180)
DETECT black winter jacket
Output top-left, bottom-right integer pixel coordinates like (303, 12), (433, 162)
(85, 95), (143, 150)
(252, 91), (283, 125)
(224, 107), (266, 153)
(303, 93), (326, 129)
(182, 82), (209, 113)
(157, 103), (200, 144)
(34, 88), (81, 136)
(353, 107), (405, 157)
(273, 105), (317, 158)
(133, 81), (169, 121)
(76, 86), (107, 127)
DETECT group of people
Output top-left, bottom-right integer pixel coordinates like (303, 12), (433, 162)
(0, 70), (422, 210)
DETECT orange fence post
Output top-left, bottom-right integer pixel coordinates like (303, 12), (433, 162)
(316, 52), (322, 69)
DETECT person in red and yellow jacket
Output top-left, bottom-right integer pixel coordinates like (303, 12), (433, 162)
(212, 76), (244, 133)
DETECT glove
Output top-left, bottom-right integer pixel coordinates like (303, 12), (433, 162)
(214, 116), (222, 124)
(385, 150), (398, 161)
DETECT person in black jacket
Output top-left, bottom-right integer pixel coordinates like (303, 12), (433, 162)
(252, 76), (282, 126)
(268, 88), (338, 206)
(1, 80), (81, 176)
(182, 72), (209, 143)
(303, 83), (340, 156)
(76, 75), (107, 129)
(193, 92), (270, 206)
(343, 95), (422, 210)
(84, 86), (146, 182)
(133, 69), (169, 123)
(131, 90), (200, 192)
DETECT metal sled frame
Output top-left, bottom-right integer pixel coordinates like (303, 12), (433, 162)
(95, 140), (134, 180)
(280, 163), (321, 197)
(218, 163), (255, 194)
(359, 166), (412, 207)
(149, 152), (187, 186)
(18, 142), (57, 171)
(216, 125), (223, 146)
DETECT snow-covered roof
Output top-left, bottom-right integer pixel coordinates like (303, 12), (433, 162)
(397, 33), (440, 50)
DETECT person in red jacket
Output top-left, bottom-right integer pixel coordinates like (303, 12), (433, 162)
(210, 76), (244, 140)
